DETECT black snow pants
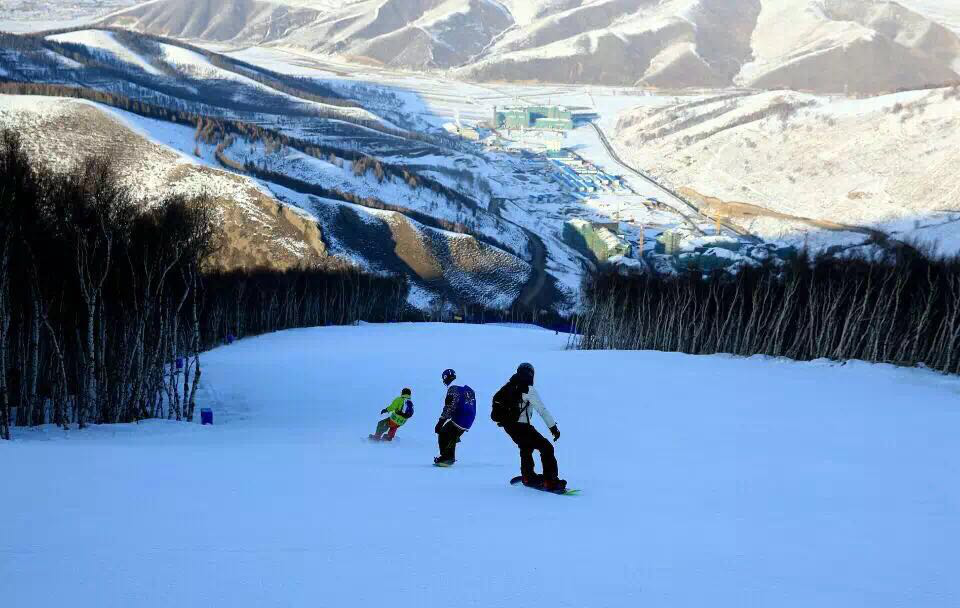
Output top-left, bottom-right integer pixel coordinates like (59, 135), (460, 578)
(502, 422), (558, 481)
(438, 423), (465, 461)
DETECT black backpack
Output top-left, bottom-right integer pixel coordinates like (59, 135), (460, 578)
(491, 379), (527, 425)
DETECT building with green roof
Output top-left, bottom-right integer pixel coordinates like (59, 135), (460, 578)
(494, 105), (574, 131)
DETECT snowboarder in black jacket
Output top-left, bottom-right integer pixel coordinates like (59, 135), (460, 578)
(492, 363), (565, 491)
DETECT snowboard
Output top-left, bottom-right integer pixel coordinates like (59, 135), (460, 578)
(368, 434), (396, 442)
(433, 461), (454, 468)
(510, 475), (580, 496)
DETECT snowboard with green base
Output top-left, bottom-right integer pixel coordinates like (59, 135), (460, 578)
(510, 476), (580, 496)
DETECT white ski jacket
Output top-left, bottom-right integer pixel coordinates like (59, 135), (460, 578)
(519, 386), (556, 428)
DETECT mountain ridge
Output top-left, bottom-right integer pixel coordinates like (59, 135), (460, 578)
(91, 0), (960, 95)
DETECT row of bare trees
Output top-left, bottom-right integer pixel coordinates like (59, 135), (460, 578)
(0, 131), (214, 437)
(200, 268), (408, 349)
(0, 132), (407, 439)
(574, 254), (960, 375)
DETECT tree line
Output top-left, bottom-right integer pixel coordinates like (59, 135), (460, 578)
(0, 132), (407, 440)
(0, 33), (300, 119)
(0, 80), (504, 249)
(0, 81), (483, 212)
(229, 149), (522, 257)
(573, 254), (960, 375)
(3, 30), (461, 152)
(19, 27), (463, 149)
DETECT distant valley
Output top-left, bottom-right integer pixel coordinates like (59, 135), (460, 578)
(2, 1), (960, 314)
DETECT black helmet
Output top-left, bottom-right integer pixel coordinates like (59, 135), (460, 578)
(442, 369), (456, 384)
(401, 388), (412, 396)
(517, 362), (534, 378)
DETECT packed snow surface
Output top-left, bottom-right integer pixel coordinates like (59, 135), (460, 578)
(3, 324), (959, 607)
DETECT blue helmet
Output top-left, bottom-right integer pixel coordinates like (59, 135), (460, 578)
(442, 368), (457, 384)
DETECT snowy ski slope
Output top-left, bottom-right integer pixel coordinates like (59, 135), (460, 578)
(49, 29), (164, 75)
(3, 323), (959, 607)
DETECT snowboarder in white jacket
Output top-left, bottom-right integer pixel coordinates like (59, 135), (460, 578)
(492, 363), (565, 491)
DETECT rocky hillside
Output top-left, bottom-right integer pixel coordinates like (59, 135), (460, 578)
(93, 0), (960, 95)
(0, 95), (330, 272)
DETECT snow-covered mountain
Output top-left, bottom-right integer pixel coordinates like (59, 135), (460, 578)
(92, 0), (960, 94)
(0, 30), (569, 312)
(738, 0), (960, 94)
(612, 86), (960, 254)
(103, 0), (322, 44)
(281, 0), (514, 69)
(0, 93), (537, 308)
(458, 0), (960, 95)
(102, 0), (514, 69)
(898, 0), (960, 35)
(0, 94), (331, 272)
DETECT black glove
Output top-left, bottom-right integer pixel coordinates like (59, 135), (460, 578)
(435, 419), (447, 434)
(380, 409), (388, 415)
(550, 425), (560, 442)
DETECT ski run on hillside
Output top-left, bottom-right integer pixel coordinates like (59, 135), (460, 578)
(4, 324), (959, 607)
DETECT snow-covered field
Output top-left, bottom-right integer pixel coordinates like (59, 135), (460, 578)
(4, 324), (959, 607)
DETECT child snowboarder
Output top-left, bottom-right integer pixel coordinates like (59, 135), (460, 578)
(370, 388), (414, 441)
(492, 363), (565, 491)
(433, 369), (476, 466)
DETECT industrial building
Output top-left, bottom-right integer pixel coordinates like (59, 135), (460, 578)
(493, 105), (574, 131)
(443, 122), (481, 141)
(655, 230), (684, 255)
(563, 219), (632, 262)
(550, 157), (631, 195)
(652, 229), (799, 272)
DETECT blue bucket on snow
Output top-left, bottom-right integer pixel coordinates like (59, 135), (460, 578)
(200, 408), (213, 425)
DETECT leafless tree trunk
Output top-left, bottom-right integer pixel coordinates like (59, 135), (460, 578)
(0, 235), (11, 440)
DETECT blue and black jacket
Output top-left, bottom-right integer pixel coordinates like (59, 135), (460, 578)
(440, 384), (477, 431)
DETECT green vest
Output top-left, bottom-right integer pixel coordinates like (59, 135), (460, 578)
(386, 395), (411, 426)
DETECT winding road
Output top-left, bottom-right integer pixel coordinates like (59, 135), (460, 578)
(588, 121), (760, 242)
